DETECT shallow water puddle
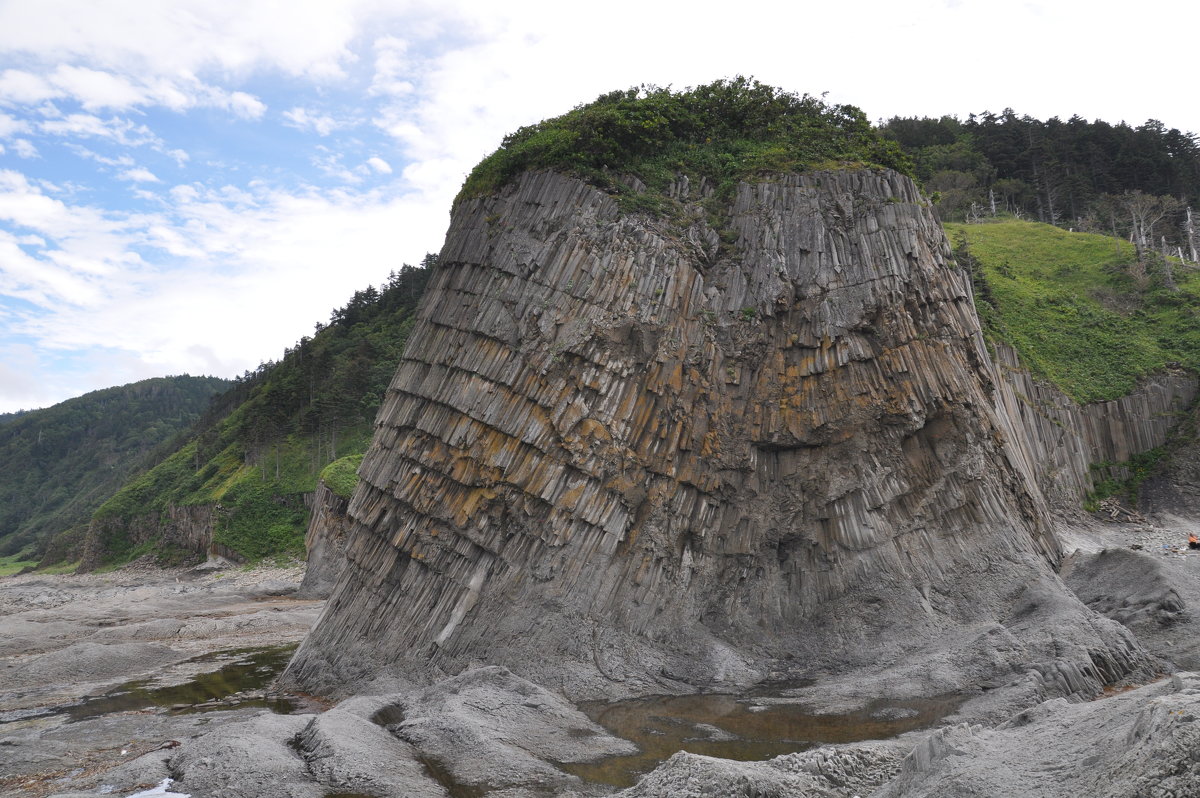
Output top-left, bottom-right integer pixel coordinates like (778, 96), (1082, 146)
(0, 644), (299, 726)
(68, 643), (299, 720)
(563, 691), (962, 787)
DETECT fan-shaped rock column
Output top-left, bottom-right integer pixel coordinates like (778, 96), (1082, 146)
(285, 169), (1083, 698)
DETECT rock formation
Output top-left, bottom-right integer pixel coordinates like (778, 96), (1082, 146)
(989, 343), (1194, 510)
(285, 167), (1158, 700)
(297, 480), (354, 598)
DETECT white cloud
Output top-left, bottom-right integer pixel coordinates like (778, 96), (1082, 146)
(39, 113), (162, 147)
(312, 151), (361, 183)
(369, 35), (415, 97)
(283, 106), (339, 136)
(0, 170), (145, 301)
(0, 344), (52, 411)
(0, 68), (58, 104)
(366, 156), (392, 174)
(11, 138), (36, 158)
(66, 144), (134, 167)
(119, 167), (159, 183)
(169, 184), (200, 203)
(3, 176), (450, 411)
(0, 48), (270, 124)
(48, 64), (145, 110)
(0, 227), (106, 306)
(229, 90), (266, 119)
(0, 111), (29, 137)
(0, 1), (371, 82)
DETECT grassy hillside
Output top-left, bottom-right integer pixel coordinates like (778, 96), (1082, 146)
(81, 260), (432, 569)
(948, 218), (1200, 403)
(0, 376), (231, 566)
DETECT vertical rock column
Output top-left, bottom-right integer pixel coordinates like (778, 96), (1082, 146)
(286, 169), (1065, 698)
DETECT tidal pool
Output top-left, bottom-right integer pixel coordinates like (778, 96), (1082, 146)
(563, 690), (962, 787)
(68, 643), (299, 721)
(0, 644), (300, 727)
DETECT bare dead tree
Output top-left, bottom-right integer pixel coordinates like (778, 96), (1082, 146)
(1122, 191), (1181, 266)
(1186, 206), (1198, 264)
(1161, 235), (1178, 290)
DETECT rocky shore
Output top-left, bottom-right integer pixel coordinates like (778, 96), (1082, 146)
(0, 558), (320, 797)
(4, 507), (1200, 797)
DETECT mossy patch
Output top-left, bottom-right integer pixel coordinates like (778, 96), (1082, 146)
(320, 454), (364, 499)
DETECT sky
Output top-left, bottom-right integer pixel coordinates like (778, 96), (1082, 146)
(0, 0), (1195, 413)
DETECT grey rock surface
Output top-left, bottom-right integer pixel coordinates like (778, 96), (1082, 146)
(1064, 545), (1200, 668)
(168, 713), (320, 798)
(286, 168), (1161, 709)
(4, 641), (182, 692)
(292, 694), (447, 797)
(872, 672), (1200, 797)
(389, 666), (637, 793)
(611, 751), (834, 797)
(0, 563), (319, 797)
(611, 739), (907, 798)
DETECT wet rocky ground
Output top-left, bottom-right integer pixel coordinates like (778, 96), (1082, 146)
(0, 558), (322, 797)
(4, 511), (1200, 797)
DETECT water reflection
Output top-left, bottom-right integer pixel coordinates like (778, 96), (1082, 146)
(0, 644), (301, 727)
(564, 691), (962, 787)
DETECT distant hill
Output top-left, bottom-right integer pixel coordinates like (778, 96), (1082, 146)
(78, 258), (432, 569)
(0, 375), (231, 565)
(0, 410), (33, 425)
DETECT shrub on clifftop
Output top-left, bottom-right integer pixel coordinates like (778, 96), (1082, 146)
(458, 77), (913, 207)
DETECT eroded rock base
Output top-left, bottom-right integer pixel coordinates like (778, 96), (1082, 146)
(63, 666), (1200, 798)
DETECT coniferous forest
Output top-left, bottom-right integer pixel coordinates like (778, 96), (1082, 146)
(881, 111), (1200, 258)
(0, 376), (230, 563)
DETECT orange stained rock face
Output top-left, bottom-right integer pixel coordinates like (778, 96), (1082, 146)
(287, 168), (1187, 696)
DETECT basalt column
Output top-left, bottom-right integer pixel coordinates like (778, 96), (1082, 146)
(286, 169), (1066, 698)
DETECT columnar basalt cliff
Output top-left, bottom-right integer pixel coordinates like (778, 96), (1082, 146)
(297, 480), (354, 598)
(286, 168), (1152, 698)
(988, 343), (1195, 510)
(80, 503), (223, 570)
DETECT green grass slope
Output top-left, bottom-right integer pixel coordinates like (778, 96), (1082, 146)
(948, 218), (1200, 403)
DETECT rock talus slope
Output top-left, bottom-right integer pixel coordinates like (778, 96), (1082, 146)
(285, 169), (1152, 699)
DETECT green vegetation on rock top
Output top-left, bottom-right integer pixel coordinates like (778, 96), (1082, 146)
(950, 218), (1200, 403)
(458, 77), (912, 210)
(321, 454), (364, 499)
